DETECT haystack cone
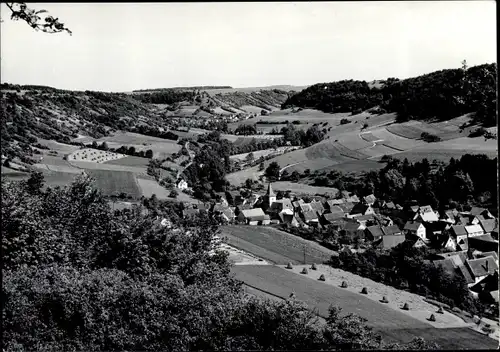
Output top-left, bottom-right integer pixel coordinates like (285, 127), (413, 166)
(301, 267), (308, 274)
(361, 287), (368, 294)
(286, 262), (293, 269)
(429, 314), (436, 322)
(341, 281), (348, 288)
(319, 274), (326, 281)
(311, 263), (317, 270)
(402, 302), (410, 310)
(437, 306), (444, 314)
(381, 296), (388, 303)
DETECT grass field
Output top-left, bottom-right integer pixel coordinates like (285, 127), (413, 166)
(36, 139), (80, 154)
(270, 181), (338, 196)
(221, 225), (336, 265)
(337, 134), (374, 150)
(69, 160), (148, 175)
(231, 265), (497, 349)
(306, 141), (368, 160)
(370, 128), (425, 151)
(358, 144), (401, 158)
(136, 177), (198, 203)
(105, 156), (150, 167)
(386, 124), (425, 139)
(86, 169), (142, 199)
(359, 132), (380, 142)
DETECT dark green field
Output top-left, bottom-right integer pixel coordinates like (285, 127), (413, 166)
(221, 225), (336, 265)
(86, 169), (142, 199)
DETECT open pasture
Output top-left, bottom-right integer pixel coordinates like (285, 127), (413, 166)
(337, 133), (374, 150)
(69, 160), (148, 176)
(68, 148), (125, 163)
(386, 124), (425, 139)
(36, 139), (80, 154)
(320, 159), (386, 173)
(370, 127), (425, 151)
(230, 147), (301, 162)
(85, 169), (141, 199)
(280, 158), (349, 174)
(359, 132), (380, 142)
(306, 141), (368, 160)
(358, 144), (401, 158)
(221, 225), (336, 265)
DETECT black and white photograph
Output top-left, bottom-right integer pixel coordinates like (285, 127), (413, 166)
(1, 1), (498, 350)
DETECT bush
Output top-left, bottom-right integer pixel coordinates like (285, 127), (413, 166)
(340, 118), (350, 125)
(469, 127), (487, 138)
(169, 189), (179, 198)
(421, 132), (442, 142)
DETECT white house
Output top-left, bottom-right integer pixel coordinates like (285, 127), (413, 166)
(414, 205), (439, 223)
(177, 179), (188, 190)
(404, 221), (427, 241)
(465, 224), (485, 238)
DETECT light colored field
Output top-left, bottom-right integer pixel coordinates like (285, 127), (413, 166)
(218, 243), (270, 266)
(288, 264), (469, 329)
(358, 144), (401, 158)
(371, 127), (425, 151)
(306, 140), (368, 160)
(136, 177), (198, 203)
(33, 163), (82, 174)
(226, 166), (263, 185)
(69, 160), (148, 175)
(239, 105), (267, 114)
(36, 139), (80, 154)
(96, 131), (176, 144)
(360, 132), (380, 142)
(337, 133), (374, 150)
(203, 85), (309, 96)
(68, 148), (126, 163)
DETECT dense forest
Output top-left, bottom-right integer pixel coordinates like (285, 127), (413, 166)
(2, 174), (439, 351)
(131, 89), (196, 104)
(282, 63), (497, 126)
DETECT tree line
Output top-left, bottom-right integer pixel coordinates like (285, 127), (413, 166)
(283, 63), (496, 126)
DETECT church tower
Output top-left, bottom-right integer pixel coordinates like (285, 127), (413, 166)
(265, 182), (276, 207)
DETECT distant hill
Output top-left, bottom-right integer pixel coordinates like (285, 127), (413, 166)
(282, 63), (496, 127)
(132, 86), (233, 92)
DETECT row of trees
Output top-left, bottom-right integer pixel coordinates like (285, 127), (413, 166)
(329, 242), (486, 314)
(85, 141), (154, 158)
(1, 172), (438, 350)
(283, 63), (497, 126)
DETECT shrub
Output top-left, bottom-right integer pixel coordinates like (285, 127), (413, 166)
(421, 132), (441, 142)
(469, 127), (487, 138)
(340, 118), (350, 125)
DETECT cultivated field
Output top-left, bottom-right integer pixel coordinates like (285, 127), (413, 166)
(231, 265), (497, 349)
(221, 225), (336, 265)
(69, 160), (148, 175)
(85, 170), (142, 199)
(68, 148), (125, 163)
(36, 139), (81, 154)
(136, 177), (198, 203)
(230, 146), (301, 162)
(105, 155), (150, 167)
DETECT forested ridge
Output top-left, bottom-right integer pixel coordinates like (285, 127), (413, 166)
(1, 174), (439, 351)
(283, 63), (497, 126)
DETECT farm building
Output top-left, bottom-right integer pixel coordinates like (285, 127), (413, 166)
(279, 213), (299, 227)
(467, 234), (498, 253)
(238, 208), (269, 225)
(465, 224), (485, 238)
(365, 225), (384, 242)
(382, 225), (402, 236)
(337, 202), (355, 214)
(349, 203), (375, 217)
(465, 257), (499, 285)
(413, 205), (439, 223)
(301, 210), (319, 225)
(479, 218), (498, 234)
(322, 211), (345, 225)
(404, 221), (426, 241)
(310, 200), (325, 216)
(362, 194), (376, 205)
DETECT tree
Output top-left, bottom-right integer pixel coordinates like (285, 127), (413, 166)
(258, 161), (265, 171)
(265, 161), (281, 181)
(169, 189), (179, 198)
(245, 152), (255, 163)
(3, 2), (72, 35)
(26, 170), (44, 195)
(145, 149), (154, 158)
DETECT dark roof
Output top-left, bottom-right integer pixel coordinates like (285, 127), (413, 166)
(265, 183), (275, 197)
(373, 235), (406, 249)
(469, 207), (488, 216)
(456, 264), (475, 284)
(355, 214), (376, 222)
(451, 225), (467, 237)
(343, 222), (361, 233)
(433, 258), (457, 275)
(404, 221), (423, 231)
(479, 219), (498, 233)
(338, 202), (355, 213)
(470, 271), (499, 293)
(382, 225), (401, 236)
(350, 203), (371, 215)
(366, 225), (384, 239)
(467, 257), (499, 278)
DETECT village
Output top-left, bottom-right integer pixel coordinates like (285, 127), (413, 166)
(178, 182), (499, 305)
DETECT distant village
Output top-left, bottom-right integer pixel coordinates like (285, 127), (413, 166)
(178, 182), (499, 303)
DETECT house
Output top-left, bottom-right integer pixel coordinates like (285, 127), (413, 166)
(346, 194), (360, 203)
(384, 201), (396, 210)
(373, 235), (406, 250)
(456, 237), (469, 252)
(365, 225), (385, 242)
(374, 214), (393, 227)
(479, 218), (498, 234)
(301, 210), (319, 225)
(238, 208), (267, 225)
(338, 202), (355, 214)
(414, 205), (439, 223)
(310, 200), (325, 216)
(177, 179), (188, 190)
(279, 212), (299, 227)
(469, 271), (499, 298)
(225, 190), (245, 206)
(323, 212), (345, 225)
(468, 207), (494, 219)
(404, 221), (426, 241)
(450, 225), (468, 242)
(351, 214), (376, 228)
(442, 209), (459, 224)
(349, 203), (375, 217)
(441, 234), (458, 251)
(474, 251), (499, 264)
(325, 199), (344, 210)
(408, 236), (428, 248)
(341, 222), (365, 241)
(325, 205), (345, 216)
(270, 199), (294, 215)
(292, 199), (305, 210)
(363, 194), (377, 205)
(382, 225), (402, 236)
(213, 204), (235, 223)
(465, 224), (485, 238)
(466, 257), (499, 284)
(248, 194), (261, 207)
(468, 234), (498, 253)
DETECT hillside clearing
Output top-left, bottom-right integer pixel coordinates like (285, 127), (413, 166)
(85, 170), (142, 199)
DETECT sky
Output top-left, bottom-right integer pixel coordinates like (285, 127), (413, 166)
(0, 2), (496, 92)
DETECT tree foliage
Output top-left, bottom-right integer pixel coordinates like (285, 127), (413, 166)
(4, 2), (72, 35)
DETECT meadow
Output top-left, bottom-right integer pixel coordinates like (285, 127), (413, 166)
(85, 169), (142, 199)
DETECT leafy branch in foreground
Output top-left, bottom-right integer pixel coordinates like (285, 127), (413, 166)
(4, 2), (72, 35)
